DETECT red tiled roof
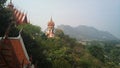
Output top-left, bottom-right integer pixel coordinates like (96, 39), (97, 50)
(9, 39), (30, 65)
(0, 35), (31, 68)
(7, 2), (28, 25)
(13, 8), (28, 24)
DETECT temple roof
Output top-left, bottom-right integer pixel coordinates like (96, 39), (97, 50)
(13, 8), (28, 24)
(48, 17), (55, 26)
(8, 35), (30, 65)
(0, 35), (30, 68)
(7, 0), (28, 25)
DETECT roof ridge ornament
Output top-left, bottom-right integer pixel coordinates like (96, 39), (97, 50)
(50, 16), (53, 22)
(10, 0), (12, 3)
(8, 0), (14, 9)
(10, 0), (13, 5)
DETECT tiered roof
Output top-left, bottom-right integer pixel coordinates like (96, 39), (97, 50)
(0, 35), (32, 68)
(7, 0), (28, 24)
(0, 1), (33, 68)
(48, 17), (55, 26)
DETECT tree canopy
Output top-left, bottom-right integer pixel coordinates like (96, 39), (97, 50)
(0, 0), (120, 68)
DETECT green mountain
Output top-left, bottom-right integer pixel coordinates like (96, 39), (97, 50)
(57, 25), (119, 41)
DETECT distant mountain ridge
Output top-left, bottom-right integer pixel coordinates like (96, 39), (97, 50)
(57, 25), (119, 41)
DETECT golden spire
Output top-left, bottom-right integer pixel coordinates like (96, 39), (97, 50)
(10, 0), (12, 3)
(50, 16), (53, 22)
(48, 16), (55, 26)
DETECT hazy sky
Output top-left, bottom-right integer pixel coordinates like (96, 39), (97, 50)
(7, 0), (120, 39)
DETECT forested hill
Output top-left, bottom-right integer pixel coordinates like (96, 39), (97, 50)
(0, 0), (120, 68)
(18, 24), (120, 68)
(57, 25), (119, 41)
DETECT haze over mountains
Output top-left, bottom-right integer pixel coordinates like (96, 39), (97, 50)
(57, 25), (119, 41)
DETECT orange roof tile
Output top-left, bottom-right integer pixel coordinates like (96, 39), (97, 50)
(0, 35), (31, 68)
(9, 39), (30, 65)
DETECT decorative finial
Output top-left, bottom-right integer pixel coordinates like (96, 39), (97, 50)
(50, 16), (53, 22)
(9, 0), (13, 6)
(8, 0), (14, 9)
(10, 0), (12, 3)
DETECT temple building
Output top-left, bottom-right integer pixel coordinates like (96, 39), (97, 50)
(0, 1), (34, 68)
(7, 0), (28, 25)
(0, 34), (34, 68)
(45, 17), (55, 38)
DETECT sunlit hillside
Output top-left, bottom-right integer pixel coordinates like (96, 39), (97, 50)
(0, 0), (120, 68)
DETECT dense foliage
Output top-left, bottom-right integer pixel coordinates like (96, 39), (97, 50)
(0, 0), (120, 68)
(0, 0), (17, 37)
(86, 41), (120, 68)
(17, 24), (120, 68)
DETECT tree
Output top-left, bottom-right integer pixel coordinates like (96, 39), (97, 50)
(88, 45), (105, 62)
(17, 24), (42, 55)
(110, 47), (120, 65)
(0, 0), (7, 8)
(55, 28), (64, 38)
(0, 0), (15, 37)
(52, 58), (71, 68)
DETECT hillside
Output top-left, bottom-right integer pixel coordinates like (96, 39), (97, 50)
(57, 25), (119, 41)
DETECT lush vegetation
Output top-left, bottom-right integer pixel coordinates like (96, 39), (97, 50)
(0, 0), (120, 68)
(17, 24), (120, 68)
(86, 41), (120, 67)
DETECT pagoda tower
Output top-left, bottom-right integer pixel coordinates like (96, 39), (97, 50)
(46, 17), (55, 38)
